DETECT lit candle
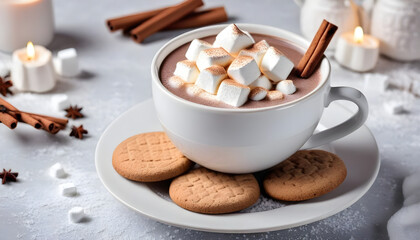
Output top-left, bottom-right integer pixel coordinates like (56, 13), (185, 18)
(0, 0), (54, 52)
(334, 26), (380, 72)
(11, 42), (56, 92)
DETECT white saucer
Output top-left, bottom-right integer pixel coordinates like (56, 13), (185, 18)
(95, 99), (380, 233)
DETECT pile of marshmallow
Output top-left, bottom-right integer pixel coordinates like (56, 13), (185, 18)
(169, 24), (296, 107)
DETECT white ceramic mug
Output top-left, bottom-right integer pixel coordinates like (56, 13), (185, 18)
(151, 24), (368, 174)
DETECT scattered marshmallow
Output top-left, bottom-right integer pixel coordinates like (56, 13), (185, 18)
(54, 48), (80, 77)
(217, 79), (251, 107)
(364, 73), (389, 93)
(404, 192), (420, 206)
(384, 101), (405, 115)
(260, 46), (294, 82)
(196, 48), (233, 71)
(195, 65), (227, 94)
(185, 39), (212, 61)
(249, 87), (267, 101)
(276, 80), (296, 95)
(59, 183), (77, 197)
(174, 60), (199, 83)
(411, 79), (420, 97)
(0, 64), (10, 77)
(168, 76), (185, 89)
(249, 75), (272, 90)
(266, 90), (284, 101)
(51, 94), (71, 111)
(49, 163), (66, 178)
(227, 56), (260, 86)
(402, 171), (420, 199)
(213, 24), (255, 56)
(238, 40), (270, 66)
(388, 171), (420, 240)
(68, 207), (86, 223)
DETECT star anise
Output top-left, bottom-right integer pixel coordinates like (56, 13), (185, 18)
(0, 169), (18, 184)
(70, 125), (88, 139)
(65, 105), (84, 119)
(0, 75), (13, 97)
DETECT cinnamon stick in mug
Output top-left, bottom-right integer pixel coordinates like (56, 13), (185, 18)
(131, 0), (204, 43)
(296, 20), (337, 78)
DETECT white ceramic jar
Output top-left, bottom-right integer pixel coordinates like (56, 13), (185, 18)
(295, 0), (359, 48)
(371, 0), (420, 61)
(0, 0), (54, 52)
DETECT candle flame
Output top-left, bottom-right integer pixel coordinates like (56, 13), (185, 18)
(26, 41), (35, 60)
(354, 26), (364, 44)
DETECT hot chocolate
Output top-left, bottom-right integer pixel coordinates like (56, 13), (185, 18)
(159, 32), (322, 109)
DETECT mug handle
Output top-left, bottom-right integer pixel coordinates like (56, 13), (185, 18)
(301, 86), (369, 149)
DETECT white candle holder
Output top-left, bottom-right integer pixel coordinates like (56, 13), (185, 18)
(334, 31), (379, 72)
(12, 45), (56, 92)
(0, 0), (54, 52)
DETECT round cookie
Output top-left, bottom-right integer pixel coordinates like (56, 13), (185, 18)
(169, 168), (260, 214)
(263, 150), (347, 201)
(112, 132), (193, 182)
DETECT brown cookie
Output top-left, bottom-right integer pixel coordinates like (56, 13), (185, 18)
(263, 150), (347, 201)
(169, 168), (260, 214)
(112, 132), (193, 182)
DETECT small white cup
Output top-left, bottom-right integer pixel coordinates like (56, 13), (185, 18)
(151, 24), (368, 174)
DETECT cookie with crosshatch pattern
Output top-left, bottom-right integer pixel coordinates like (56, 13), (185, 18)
(169, 167), (260, 214)
(112, 132), (194, 182)
(263, 150), (347, 201)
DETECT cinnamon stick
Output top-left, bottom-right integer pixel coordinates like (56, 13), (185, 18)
(130, 0), (204, 43)
(20, 112), (42, 129)
(22, 112), (68, 127)
(107, 6), (169, 32)
(296, 20), (338, 78)
(0, 112), (17, 129)
(0, 98), (21, 120)
(164, 7), (228, 30)
(30, 115), (56, 133)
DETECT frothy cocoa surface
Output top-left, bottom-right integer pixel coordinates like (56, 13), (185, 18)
(159, 34), (322, 109)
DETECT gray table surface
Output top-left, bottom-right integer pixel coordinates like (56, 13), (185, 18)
(1, 0), (420, 239)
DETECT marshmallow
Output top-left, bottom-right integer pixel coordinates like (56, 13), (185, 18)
(168, 76), (185, 89)
(384, 101), (405, 115)
(249, 74), (272, 90)
(51, 94), (70, 111)
(276, 80), (296, 95)
(213, 24), (255, 56)
(54, 48), (79, 77)
(260, 46), (294, 82)
(185, 39), (213, 61)
(174, 60), (199, 83)
(227, 56), (260, 86)
(195, 66), (227, 94)
(185, 83), (204, 96)
(238, 40), (270, 66)
(217, 79), (251, 107)
(364, 73), (389, 93)
(59, 183), (77, 197)
(49, 163), (66, 178)
(68, 207), (85, 223)
(196, 48), (233, 71)
(249, 87), (267, 101)
(266, 90), (284, 101)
